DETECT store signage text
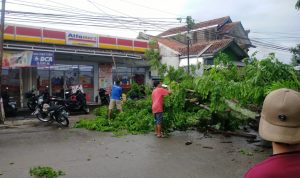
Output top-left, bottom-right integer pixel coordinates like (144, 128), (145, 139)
(66, 32), (98, 47)
(67, 33), (97, 42)
(31, 51), (54, 66)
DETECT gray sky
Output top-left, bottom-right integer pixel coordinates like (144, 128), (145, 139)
(4, 0), (300, 63)
(183, 0), (300, 63)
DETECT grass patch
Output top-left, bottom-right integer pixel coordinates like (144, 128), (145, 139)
(29, 166), (65, 178)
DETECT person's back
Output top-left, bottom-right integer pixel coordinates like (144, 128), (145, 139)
(245, 88), (300, 178)
(152, 87), (169, 113)
(245, 151), (300, 178)
(111, 85), (122, 100)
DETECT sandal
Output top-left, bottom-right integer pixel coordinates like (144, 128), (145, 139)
(157, 134), (166, 138)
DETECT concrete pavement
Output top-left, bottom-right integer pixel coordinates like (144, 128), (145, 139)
(0, 114), (271, 178)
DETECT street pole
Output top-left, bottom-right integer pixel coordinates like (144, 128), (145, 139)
(0, 0), (6, 124)
(186, 16), (194, 75)
(187, 33), (190, 75)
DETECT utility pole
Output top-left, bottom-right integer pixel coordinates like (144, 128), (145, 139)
(0, 0), (6, 124)
(186, 16), (194, 75)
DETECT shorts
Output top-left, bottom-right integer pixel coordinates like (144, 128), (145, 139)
(154, 112), (163, 125)
(109, 99), (122, 110)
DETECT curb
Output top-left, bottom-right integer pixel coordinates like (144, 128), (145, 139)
(0, 113), (95, 129)
(2, 119), (38, 128)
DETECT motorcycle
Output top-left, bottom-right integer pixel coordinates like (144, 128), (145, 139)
(1, 87), (17, 116)
(32, 95), (69, 127)
(25, 89), (38, 111)
(65, 88), (89, 114)
(98, 88), (110, 105)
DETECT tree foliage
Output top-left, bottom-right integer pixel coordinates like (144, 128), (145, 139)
(291, 43), (300, 66)
(296, 0), (300, 10)
(77, 51), (300, 134)
(195, 53), (300, 112)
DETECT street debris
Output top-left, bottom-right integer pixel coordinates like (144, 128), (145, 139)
(185, 141), (193, 145)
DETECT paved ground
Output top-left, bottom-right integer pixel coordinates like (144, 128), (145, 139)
(0, 114), (271, 178)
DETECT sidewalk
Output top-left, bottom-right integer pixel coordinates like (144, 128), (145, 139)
(0, 104), (99, 128)
(0, 112), (95, 129)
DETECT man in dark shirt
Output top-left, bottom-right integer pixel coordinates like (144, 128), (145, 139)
(245, 88), (300, 178)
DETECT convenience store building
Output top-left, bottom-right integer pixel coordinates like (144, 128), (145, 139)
(2, 24), (150, 107)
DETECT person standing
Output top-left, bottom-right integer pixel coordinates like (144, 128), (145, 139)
(152, 81), (171, 138)
(108, 80), (122, 119)
(245, 88), (300, 178)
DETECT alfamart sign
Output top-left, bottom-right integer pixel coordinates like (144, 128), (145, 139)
(66, 32), (98, 47)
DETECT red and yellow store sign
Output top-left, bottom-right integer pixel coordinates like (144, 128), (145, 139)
(4, 24), (149, 53)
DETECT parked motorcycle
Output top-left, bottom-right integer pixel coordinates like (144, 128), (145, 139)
(32, 95), (69, 127)
(1, 87), (17, 116)
(98, 88), (110, 105)
(65, 88), (89, 114)
(25, 89), (38, 111)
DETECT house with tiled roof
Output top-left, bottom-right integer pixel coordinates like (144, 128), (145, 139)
(139, 16), (251, 77)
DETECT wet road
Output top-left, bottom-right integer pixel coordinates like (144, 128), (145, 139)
(0, 121), (271, 178)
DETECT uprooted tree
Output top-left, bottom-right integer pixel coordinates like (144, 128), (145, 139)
(75, 43), (300, 135)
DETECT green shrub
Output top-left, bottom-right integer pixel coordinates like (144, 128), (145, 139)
(29, 166), (65, 178)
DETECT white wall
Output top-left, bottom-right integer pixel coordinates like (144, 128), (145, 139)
(179, 57), (205, 76)
(159, 44), (180, 68)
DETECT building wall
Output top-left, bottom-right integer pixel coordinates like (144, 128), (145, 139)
(229, 25), (251, 51)
(159, 44), (180, 69)
(193, 28), (218, 43)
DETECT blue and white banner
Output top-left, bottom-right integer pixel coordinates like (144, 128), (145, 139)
(31, 51), (54, 66)
(2, 50), (54, 67)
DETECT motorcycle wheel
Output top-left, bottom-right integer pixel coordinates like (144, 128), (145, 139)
(36, 111), (51, 122)
(57, 110), (69, 127)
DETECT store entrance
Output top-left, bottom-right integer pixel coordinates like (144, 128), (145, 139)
(37, 64), (94, 102)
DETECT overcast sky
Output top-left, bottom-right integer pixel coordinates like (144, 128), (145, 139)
(4, 0), (300, 63)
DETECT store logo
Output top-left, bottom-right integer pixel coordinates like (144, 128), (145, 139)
(67, 32), (97, 42)
(40, 56), (53, 62)
(32, 51), (54, 66)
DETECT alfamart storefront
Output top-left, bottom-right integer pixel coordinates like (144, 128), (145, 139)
(2, 24), (150, 107)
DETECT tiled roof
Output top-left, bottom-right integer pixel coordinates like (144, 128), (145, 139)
(158, 16), (231, 37)
(218, 22), (240, 34)
(179, 39), (233, 56)
(155, 37), (186, 52)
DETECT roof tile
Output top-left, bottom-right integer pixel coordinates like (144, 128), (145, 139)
(179, 39), (233, 56)
(158, 16), (231, 37)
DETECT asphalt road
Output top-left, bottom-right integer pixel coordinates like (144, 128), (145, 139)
(0, 116), (271, 178)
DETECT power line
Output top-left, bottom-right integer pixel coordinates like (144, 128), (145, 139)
(88, 0), (169, 32)
(5, 16), (167, 31)
(4, 10), (180, 31)
(87, 0), (140, 34)
(118, 0), (179, 17)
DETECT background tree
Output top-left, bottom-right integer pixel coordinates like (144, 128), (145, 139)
(291, 44), (300, 66)
(296, 0), (300, 10)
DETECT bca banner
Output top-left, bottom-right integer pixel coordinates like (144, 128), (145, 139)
(31, 51), (54, 66)
(3, 51), (54, 67)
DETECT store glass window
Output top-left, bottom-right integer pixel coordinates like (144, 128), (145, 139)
(79, 65), (94, 102)
(1, 68), (20, 105)
(112, 66), (146, 89)
(37, 64), (94, 102)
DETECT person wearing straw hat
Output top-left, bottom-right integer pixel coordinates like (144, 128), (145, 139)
(245, 88), (300, 178)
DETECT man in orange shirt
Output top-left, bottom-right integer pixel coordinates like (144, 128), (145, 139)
(152, 81), (171, 138)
